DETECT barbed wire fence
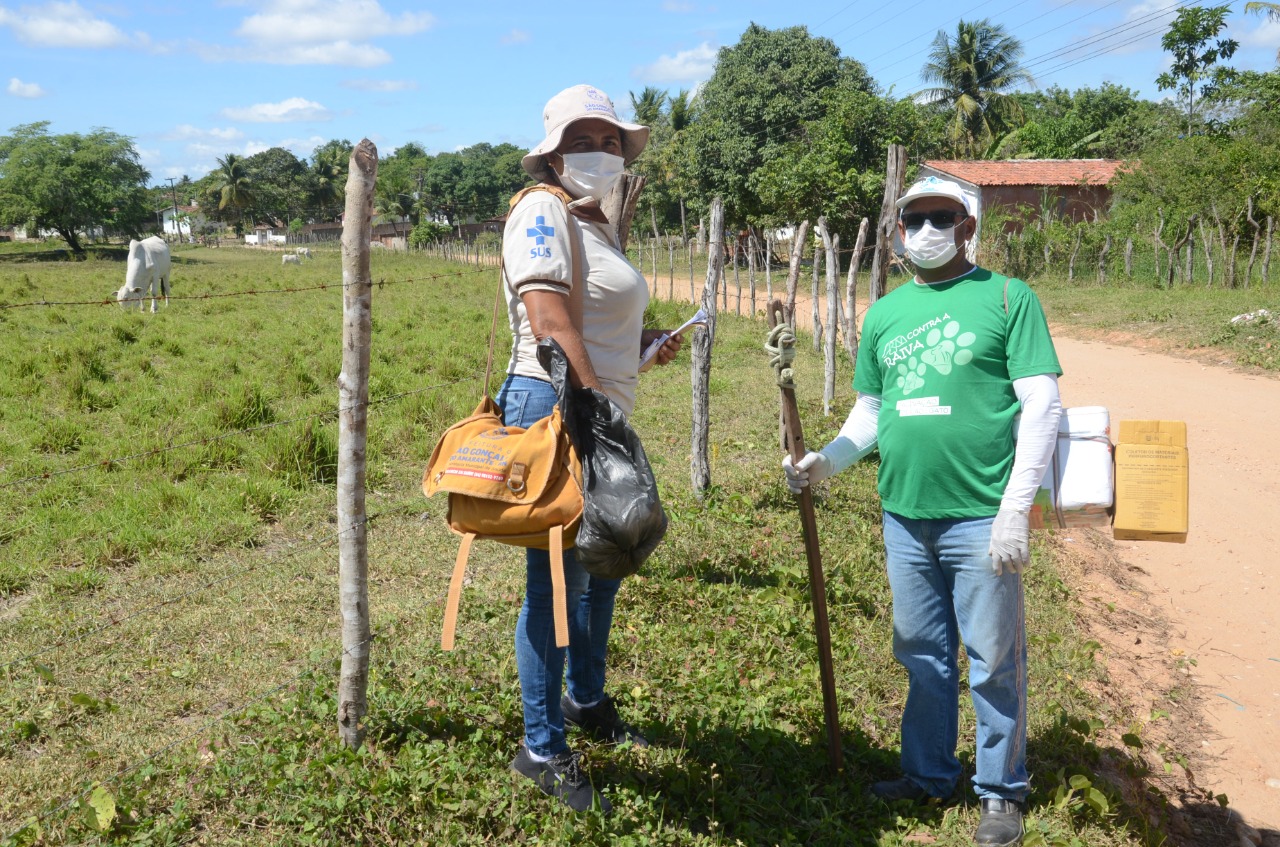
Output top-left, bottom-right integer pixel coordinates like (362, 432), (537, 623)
(0, 150), (519, 841)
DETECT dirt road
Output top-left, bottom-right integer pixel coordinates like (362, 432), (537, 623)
(1052, 331), (1280, 830)
(651, 279), (1279, 827)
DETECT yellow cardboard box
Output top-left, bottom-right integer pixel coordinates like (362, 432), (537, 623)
(1112, 420), (1188, 543)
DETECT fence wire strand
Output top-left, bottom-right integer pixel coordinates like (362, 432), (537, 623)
(0, 499), (424, 674)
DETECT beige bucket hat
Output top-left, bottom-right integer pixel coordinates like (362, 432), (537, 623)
(521, 84), (649, 182)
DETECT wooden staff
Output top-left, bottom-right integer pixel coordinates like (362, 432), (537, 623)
(766, 298), (843, 773)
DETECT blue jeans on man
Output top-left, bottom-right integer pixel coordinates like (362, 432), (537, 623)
(881, 510), (1029, 803)
(497, 375), (621, 759)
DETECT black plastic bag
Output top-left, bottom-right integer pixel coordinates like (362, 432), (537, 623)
(562, 385), (668, 579)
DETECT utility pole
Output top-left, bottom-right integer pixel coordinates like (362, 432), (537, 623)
(166, 177), (181, 242)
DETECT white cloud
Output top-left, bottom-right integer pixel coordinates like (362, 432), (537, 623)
(634, 42), (717, 84)
(7, 77), (46, 97)
(1236, 17), (1280, 51)
(500, 29), (529, 45)
(235, 0), (434, 45)
(163, 124), (246, 142)
(196, 39), (391, 67)
(221, 97), (334, 123)
(340, 78), (418, 92)
(0, 0), (131, 48)
(194, 0), (435, 65)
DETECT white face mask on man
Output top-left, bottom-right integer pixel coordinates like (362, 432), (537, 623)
(903, 221), (962, 269)
(557, 152), (625, 203)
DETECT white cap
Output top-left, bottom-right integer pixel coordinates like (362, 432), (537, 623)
(896, 176), (971, 213)
(522, 85), (649, 182)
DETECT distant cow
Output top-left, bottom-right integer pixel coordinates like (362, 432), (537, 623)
(115, 236), (171, 313)
(295, 247), (312, 259)
(282, 253), (300, 265)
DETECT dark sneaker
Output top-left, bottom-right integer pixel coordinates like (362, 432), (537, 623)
(975, 798), (1024, 846)
(869, 776), (932, 802)
(511, 747), (610, 813)
(562, 695), (650, 748)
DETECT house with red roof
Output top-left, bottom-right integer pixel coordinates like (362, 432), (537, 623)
(919, 159), (1128, 233)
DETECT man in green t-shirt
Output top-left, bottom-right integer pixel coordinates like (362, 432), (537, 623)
(783, 176), (1063, 847)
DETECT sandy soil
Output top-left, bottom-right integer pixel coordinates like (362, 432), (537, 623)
(1051, 329), (1280, 840)
(649, 279), (1280, 841)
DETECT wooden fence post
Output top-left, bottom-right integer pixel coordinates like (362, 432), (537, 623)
(818, 218), (838, 416)
(869, 144), (905, 305)
(691, 197), (724, 496)
(784, 221), (810, 329)
(602, 173), (646, 253)
(845, 217), (868, 363)
(810, 238), (822, 351)
(337, 138), (377, 751)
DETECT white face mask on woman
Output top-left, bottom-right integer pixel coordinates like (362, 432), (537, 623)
(558, 152), (625, 203)
(903, 221), (961, 269)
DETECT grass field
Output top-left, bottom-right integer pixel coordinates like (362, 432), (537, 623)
(0, 241), (1224, 845)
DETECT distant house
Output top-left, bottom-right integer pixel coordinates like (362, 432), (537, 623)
(160, 205), (199, 239)
(918, 159), (1127, 233)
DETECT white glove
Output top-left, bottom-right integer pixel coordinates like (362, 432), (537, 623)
(988, 508), (1030, 575)
(782, 451), (834, 494)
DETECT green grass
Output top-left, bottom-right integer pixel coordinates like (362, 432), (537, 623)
(0, 242), (1201, 845)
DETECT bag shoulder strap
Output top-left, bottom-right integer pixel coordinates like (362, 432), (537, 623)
(485, 184), (586, 395)
(440, 527), (569, 651)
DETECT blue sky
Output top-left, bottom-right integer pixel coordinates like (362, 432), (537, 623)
(2, 0), (1277, 188)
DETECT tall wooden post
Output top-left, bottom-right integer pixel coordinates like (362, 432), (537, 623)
(869, 144), (905, 305)
(784, 221), (809, 328)
(845, 217), (868, 363)
(602, 173), (646, 253)
(691, 197), (723, 495)
(819, 220), (839, 417)
(337, 139), (377, 750)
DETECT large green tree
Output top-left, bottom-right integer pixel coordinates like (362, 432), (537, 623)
(920, 19), (1033, 157)
(1010, 83), (1180, 158)
(242, 147), (310, 224)
(754, 89), (940, 235)
(681, 23), (874, 223)
(1156, 5), (1238, 135)
(0, 122), (151, 256)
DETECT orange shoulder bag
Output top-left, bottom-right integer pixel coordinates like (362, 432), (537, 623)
(422, 185), (586, 651)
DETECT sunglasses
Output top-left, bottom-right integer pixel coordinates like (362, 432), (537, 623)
(900, 210), (967, 232)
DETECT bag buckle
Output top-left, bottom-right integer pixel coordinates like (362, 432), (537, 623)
(507, 462), (528, 495)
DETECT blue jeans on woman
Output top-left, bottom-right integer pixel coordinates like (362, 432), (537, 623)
(496, 375), (622, 759)
(881, 510), (1029, 803)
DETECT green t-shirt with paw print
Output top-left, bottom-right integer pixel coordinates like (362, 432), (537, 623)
(853, 267), (1061, 519)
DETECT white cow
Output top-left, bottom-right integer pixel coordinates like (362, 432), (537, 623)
(295, 247), (312, 259)
(115, 236), (171, 313)
(282, 253), (301, 265)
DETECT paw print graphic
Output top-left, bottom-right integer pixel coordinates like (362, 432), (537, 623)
(920, 320), (977, 375)
(896, 356), (928, 395)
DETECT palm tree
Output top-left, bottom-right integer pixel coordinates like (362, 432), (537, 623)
(1245, 2), (1280, 61)
(920, 19), (1034, 157)
(311, 144), (349, 221)
(668, 89), (694, 132)
(215, 153), (255, 234)
(629, 87), (667, 126)
(374, 178), (414, 240)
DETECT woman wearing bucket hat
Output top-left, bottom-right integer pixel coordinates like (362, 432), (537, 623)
(497, 84), (683, 813)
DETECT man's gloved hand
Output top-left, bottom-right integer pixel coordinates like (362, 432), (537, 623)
(989, 507), (1031, 575)
(782, 451), (834, 494)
